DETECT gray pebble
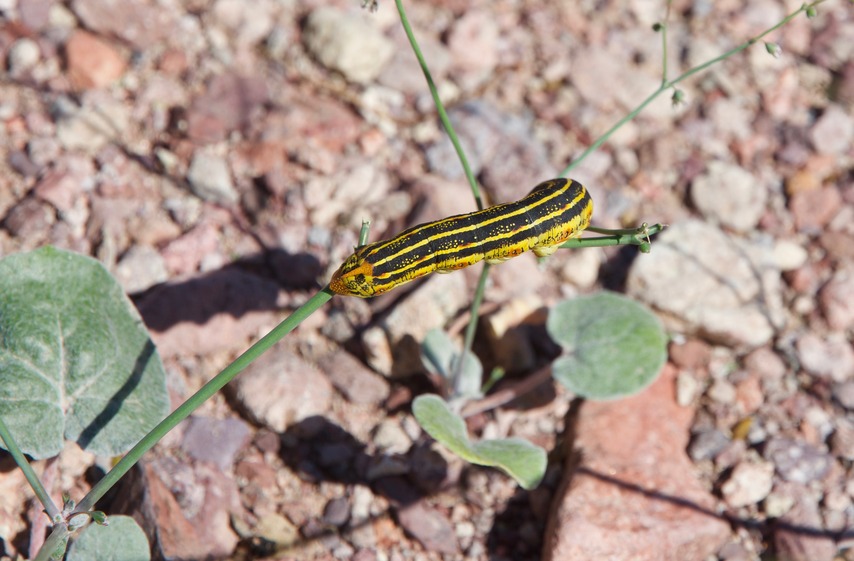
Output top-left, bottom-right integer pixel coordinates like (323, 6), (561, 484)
(764, 437), (831, 484)
(691, 161), (767, 233)
(303, 8), (393, 84)
(115, 245), (169, 294)
(322, 496), (350, 527)
(688, 428), (730, 462)
(187, 150), (238, 204)
(833, 380), (854, 410)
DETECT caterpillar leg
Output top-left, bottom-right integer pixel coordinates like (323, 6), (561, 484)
(532, 245), (560, 258)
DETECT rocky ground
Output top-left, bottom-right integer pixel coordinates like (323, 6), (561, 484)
(1, 0), (853, 559)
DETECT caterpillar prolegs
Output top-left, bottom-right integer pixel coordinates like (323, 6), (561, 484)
(329, 178), (593, 298)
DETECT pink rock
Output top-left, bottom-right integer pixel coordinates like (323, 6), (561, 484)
(819, 268), (854, 332)
(161, 224), (221, 276)
(544, 365), (730, 561)
(186, 73), (268, 144)
(744, 347), (787, 381)
(19, 0), (52, 31)
(789, 186), (842, 232)
(669, 339), (712, 371)
(72, 0), (176, 49)
(231, 342), (333, 432)
(735, 375), (764, 415)
(108, 461), (241, 560)
(261, 96), (362, 154)
(820, 231), (854, 262)
(446, 10), (498, 76)
(33, 171), (81, 214)
(317, 348), (390, 406)
(774, 485), (837, 561)
(65, 30), (126, 89)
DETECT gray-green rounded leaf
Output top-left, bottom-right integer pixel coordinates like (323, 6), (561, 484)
(420, 329), (483, 400)
(547, 292), (666, 400)
(0, 247), (169, 459)
(67, 515), (150, 561)
(413, 394), (546, 489)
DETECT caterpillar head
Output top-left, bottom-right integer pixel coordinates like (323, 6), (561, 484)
(328, 247), (377, 298)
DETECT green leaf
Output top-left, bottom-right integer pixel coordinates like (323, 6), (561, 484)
(67, 515), (150, 561)
(0, 247), (169, 459)
(420, 329), (482, 400)
(547, 292), (666, 400)
(413, 394), (546, 489)
(420, 329), (456, 379)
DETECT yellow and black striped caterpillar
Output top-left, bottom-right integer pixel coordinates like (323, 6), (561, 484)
(329, 178), (593, 298)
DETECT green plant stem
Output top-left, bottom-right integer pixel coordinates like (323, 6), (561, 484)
(76, 288), (335, 513)
(660, 0), (673, 86)
(457, 263), (489, 369)
(560, 0), (824, 178)
(562, 223), (666, 249)
(0, 417), (60, 522)
(359, 220), (372, 246)
(34, 525), (70, 561)
(394, 0), (481, 208)
(394, 0), (490, 381)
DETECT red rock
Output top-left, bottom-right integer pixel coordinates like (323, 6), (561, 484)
(260, 96), (363, 154)
(785, 264), (822, 295)
(231, 342), (333, 432)
(106, 462), (237, 560)
(774, 485), (837, 561)
(820, 231), (854, 262)
(3, 198), (55, 246)
(65, 30), (126, 89)
(160, 223), (220, 276)
(819, 268), (854, 331)
(789, 186), (842, 232)
(185, 73), (268, 144)
(71, 0), (176, 49)
(374, 476), (458, 555)
(317, 348), (390, 406)
(33, 170), (85, 214)
(157, 48), (188, 76)
(744, 347), (787, 381)
(544, 365), (730, 561)
(735, 375), (764, 415)
(19, 0), (52, 31)
(669, 339), (712, 371)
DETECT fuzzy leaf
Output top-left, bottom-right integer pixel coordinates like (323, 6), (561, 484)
(67, 515), (150, 561)
(0, 247), (169, 459)
(547, 292), (666, 400)
(413, 394), (546, 489)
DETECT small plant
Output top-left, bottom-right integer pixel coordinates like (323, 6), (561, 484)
(0, 0), (833, 557)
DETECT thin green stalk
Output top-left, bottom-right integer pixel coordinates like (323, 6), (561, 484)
(394, 0), (481, 208)
(561, 0), (824, 177)
(0, 417), (61, 522)
(394, 0), (489, 381)
(359, 220), (372, 246)
(457, 263), (489, 368)
(659, 1), (672, 86)
(563, 223), (666, 250)
(34, 525), (70, 561)
(76, 288), (335, 513)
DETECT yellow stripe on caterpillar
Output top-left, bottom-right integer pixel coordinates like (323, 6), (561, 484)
(329, 178), (593, 298)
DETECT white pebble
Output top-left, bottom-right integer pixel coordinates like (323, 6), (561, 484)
(8, 38), (40, 74)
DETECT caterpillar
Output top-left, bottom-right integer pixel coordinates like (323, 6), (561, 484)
(329, 178), (593, 298)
